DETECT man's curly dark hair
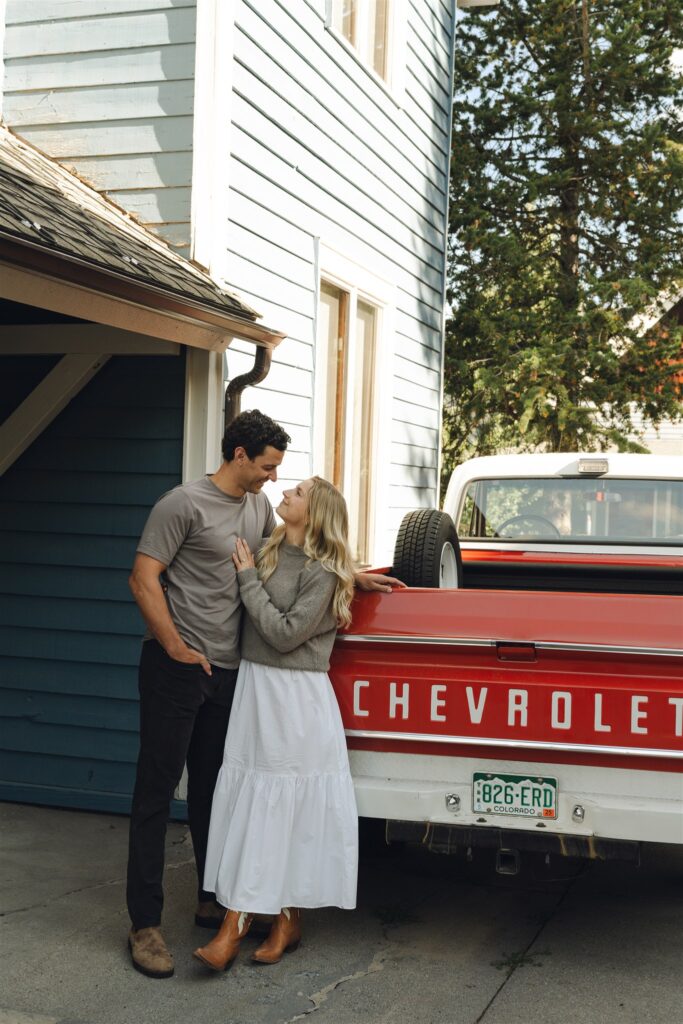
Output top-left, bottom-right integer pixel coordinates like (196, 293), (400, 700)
(221, 409), (291, 462)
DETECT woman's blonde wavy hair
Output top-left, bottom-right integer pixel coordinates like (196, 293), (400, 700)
(256, 476), (356, 627)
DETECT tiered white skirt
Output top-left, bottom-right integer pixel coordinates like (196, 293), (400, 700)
(203, 659), (358, 915)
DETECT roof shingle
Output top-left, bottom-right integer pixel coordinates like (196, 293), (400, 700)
(0, 126), (259, 323)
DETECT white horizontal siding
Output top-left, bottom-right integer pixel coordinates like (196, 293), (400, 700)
(393, 397), (441, 432)
(229, 191), (315, 261)
(395, 333), (441, 369)
(409, 2), (452, 64)
(226, 221), (315, 291)
(6, 80), (194, 125)
(233, 27), (446, 225)
(0, 0), (453, 565)
(226, 0), (453, 562)
(5, 2), (191, 23)
(8, 117), (194, 157)
(225, 250), (316, 320)
(4, 5), (196, 56)
(627, 407), (683, 455)
(230, 124), (444, 284)
(2, 0), (196, 248)
(236, 3), (447, 198)
(391, 441), (440, 466)
(2, 43), (195, 90)
(71, 151), (193, 190)
(393, 419), (440, 450)
(390, 463), (439, 489)
(243, 384), (312, 428)
(395, 355), (441, 392)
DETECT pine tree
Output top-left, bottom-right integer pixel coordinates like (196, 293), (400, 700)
(444, 0), (683, 476)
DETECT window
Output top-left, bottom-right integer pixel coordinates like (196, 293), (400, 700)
(317, 281), (378, 563)
(330, 0), (391, 81)
(457, 477), (683, 544)
(315, 245), (395, 567)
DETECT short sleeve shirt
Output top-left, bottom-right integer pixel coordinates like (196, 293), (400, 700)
(137, 476), (276, 668)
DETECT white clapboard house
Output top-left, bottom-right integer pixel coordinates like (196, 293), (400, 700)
(0, 0), (457, 813)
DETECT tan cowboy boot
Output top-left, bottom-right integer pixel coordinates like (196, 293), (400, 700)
(251, 908), (301, 965)
(193, 910), (253, 971)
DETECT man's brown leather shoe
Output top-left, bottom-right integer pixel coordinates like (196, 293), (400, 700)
(251, 908), (301, 965)
(193, 910), (253, 971)
(194, 901), (226, 929)
(128, 927), (174, 979)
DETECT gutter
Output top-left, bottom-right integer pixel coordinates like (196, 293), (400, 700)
(0, 235), (286, 351)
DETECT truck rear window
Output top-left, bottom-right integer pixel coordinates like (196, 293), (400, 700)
(458, 478), (683, 544)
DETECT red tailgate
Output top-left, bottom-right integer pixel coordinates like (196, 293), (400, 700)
(330, 588), (683, 771)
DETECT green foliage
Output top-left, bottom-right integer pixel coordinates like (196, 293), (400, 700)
(444, 0), (683, 480)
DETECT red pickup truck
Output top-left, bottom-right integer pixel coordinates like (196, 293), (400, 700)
(330, 454), (683, 869)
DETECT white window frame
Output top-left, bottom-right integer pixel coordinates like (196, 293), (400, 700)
(325, 0), (407, 102)
(314, 243), (395, 566)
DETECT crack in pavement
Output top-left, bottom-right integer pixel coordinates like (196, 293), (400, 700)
(285, 949), (389, 1022)
(474, 863), (588, 1024)
(0, 856), (196, 918)
(278, 858), (586, 1024)
(280, 859), (483, 1022)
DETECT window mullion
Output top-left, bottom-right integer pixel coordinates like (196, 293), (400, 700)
(342, 288), (359, 503)
(358, 0), (372, 68)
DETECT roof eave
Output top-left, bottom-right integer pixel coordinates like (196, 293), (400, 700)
(0, 234), (286, 351)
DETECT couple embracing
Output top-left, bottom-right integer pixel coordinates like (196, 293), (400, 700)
(126, 410), (402, 979)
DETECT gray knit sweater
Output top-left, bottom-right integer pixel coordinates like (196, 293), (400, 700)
(237, 543), (338, 671)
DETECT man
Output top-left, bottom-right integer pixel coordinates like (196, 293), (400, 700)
(126, 409), (402, 978)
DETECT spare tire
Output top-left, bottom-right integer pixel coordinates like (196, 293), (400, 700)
(393, 509), (462, 588)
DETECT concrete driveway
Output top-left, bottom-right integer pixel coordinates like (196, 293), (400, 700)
(1, 802), (681, 1024)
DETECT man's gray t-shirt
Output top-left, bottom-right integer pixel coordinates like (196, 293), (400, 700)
(137, 476), (276, 668)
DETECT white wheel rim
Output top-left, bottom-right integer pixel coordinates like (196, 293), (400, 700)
(439, 542), (459, 588)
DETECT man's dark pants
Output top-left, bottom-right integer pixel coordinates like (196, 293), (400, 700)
(126, 639), (238, 930)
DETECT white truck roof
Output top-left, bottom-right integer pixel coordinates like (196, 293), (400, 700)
(444, 453), (683, 517)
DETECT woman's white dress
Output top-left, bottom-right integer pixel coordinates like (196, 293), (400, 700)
(203, 658), (358, 915)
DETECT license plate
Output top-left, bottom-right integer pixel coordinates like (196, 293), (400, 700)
(472, 772), (558, 819)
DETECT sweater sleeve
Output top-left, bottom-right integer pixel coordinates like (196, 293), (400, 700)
(236, 562), (337, 653)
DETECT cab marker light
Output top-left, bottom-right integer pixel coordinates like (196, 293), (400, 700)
(578, 458), (609, 475)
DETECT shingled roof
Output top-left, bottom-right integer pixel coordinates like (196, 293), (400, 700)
(0, 126), (280, 340)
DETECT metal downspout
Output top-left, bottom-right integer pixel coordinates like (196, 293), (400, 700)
(224, 345), (273, 424)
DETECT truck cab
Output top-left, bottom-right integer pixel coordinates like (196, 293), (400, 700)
(443, 453), (683, 594)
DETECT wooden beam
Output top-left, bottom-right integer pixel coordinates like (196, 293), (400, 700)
(0, 247), (286, 350)
(0, 324), (180, 355)
(0, 261), (234, 351)
(0, 352), (110, 476)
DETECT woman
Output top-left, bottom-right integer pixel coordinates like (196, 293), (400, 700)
(194, 477), (358, 971)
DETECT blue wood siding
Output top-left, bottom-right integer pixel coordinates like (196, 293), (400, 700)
(2, 0), (197, 257)
(0, 352), (185, 814)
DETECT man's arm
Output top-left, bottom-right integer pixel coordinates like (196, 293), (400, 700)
(353, 571), (407, 593)
(128, 553), (212, 675)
